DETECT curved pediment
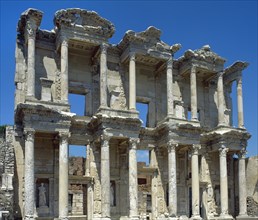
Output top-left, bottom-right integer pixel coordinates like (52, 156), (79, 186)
(54, 8), (115, 38)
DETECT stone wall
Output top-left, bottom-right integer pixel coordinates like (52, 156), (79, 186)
(0, 126), (14, 219)
(246, 156), (258, 216)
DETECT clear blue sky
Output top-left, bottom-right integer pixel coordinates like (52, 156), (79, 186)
(0, 1), (257, 157)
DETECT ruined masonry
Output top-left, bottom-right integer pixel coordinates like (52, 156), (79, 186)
(1, 7), (257, 220)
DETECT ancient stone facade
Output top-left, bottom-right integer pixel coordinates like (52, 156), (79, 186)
(5, 7), (257, 220)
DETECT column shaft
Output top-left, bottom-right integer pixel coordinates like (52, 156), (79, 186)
(27, 31), (36, 97)
(217, 73), (225, 126)
(191, 144), (201, 218)
(129, 53), (136, 110)
(100, 43), (108, 108)
(238, 149), (247, 216)
(101, 136), (110, 218)
(167, 57), (174, 116)
(59, 132), (69, 220)
(190, 66), (198, 121)
(61, 38), (69, 103)
(237, 77), (244, 128)
(129, 138), (139, 219)
(219, 147), (229, 216)
(168, 143), (177, 217)
(24, 130), (35, 219)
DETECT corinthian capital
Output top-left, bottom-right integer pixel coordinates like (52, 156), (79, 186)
(191, 144), (201, 155)
(24, 129), (35, 142)
(129, 138), (139, 150)
(167, 141), (177, 152)
(219, 147), (228, 158)
(238, 148), (247, 159)
(59, 131), (70, 144)
(100, 43), (109, 54)
(26, 20), (37, 38)
(129, 52), (136, 61)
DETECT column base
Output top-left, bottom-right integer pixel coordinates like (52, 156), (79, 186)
(218, 214), (233, 220)
(236, 215), (254, 220)
(169, 217), (179, 220)
(129, 217), (139, 220)
(101, 218), (111, 220)
(58, 216), (69, 220)
(24, 215), (35, 220)
(190, 215), (202, 220)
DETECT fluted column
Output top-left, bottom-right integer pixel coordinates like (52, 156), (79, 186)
(237, 76), (244, 128)
(24, 129), (35, 220)
(101, 135), (111, 219)
(190, 65), (198, 121)
(217, 72), (225, 126)
(219, 147), (231, 217)
(191, 144), (201, 219)
(59, 132), (70, 220)
(237, 148), (248, 217)
(167, 57), (174, 116)
(129, 52), (136, 110)
(100, 43), (108, 108)
(26, 21), (37, 98)
(167, 142), (177, 218)
(60, 37), (69, 103)
(129, 138), (139, 219)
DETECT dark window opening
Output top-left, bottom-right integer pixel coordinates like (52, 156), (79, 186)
(110, 180), (116, 206)
(147, 194), (152, 212)
(68, 194), (73, 213)
(138, 178), (147, 185)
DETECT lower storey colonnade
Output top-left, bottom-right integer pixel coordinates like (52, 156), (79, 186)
(23, 131), (248, 220)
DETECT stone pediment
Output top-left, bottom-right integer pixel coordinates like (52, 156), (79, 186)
(178, 45), (226, 65)
(118, 26), (173, 54)
(54, 8), (115, 38)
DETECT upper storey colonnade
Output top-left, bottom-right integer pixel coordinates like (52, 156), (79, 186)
(17, 8), (248, 129)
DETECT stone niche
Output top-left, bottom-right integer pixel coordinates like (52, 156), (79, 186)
(36, 178), (50, 217)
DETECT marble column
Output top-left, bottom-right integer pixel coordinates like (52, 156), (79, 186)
(167, 57), (174, 116)
(100, 43), (108, 108)
(87, 180), (94, 220)
(59, 132), (70, 220)
(191, 144), (201, 219)
(85, 141), (90, 176)
(237, 76), (244, 128)
(237, 148), (248, 217)
(219, 147), (231, 217)
(217, 72), (225, 126)
(167, 142), (177, 218)
(24, 129), (35, 220)
(26, 21), (37, 98)
(190, 65), (198, 121)
(60, 37), (69, 103)
(129, 138), (139, 219)
(129, 52), (136, 110)
(101, 135), (111, 219)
